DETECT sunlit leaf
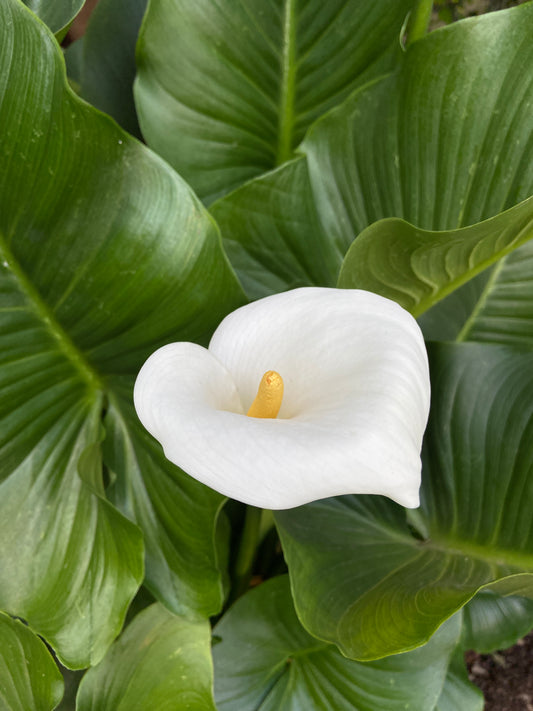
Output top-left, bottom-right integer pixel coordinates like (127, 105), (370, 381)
(77, 604), (216, 711)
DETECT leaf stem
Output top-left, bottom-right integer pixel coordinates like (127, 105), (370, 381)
(230, 505), (263, 602)
(404, 0), (433, 48)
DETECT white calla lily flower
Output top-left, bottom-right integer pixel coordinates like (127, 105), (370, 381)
(134, 288), (430, 510)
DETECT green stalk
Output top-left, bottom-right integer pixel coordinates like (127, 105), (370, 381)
(230, 505), (263, 603)
(404, 0), (434, 47)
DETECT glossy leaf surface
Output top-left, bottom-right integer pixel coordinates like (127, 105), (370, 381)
(77, 603), (216, 711)
(0, 613), (63, 711)
(276, 343), (533, 660)
(434, 649), (483, 711)
(213, 576), (460, 711)
(0, 0), (244, 666)
(135, 0), (414, 202)
(462, 591), (533, 654)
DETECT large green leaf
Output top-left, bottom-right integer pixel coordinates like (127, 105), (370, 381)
(22, 0), (84, 35)
(0, 0), (244, 667)
(0, 613), (63, 711)
(276, 343), (533, 660)
(210, 157), (338, 299)
(337, 195), (533, 317)
(213, 576), (460, 711)
(135, 0), (414, 203)
(80, 0), (148, 137)
(303, 3), (533, 254)
(77, 603), (216, 711)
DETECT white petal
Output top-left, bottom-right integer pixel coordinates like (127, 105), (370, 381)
(134, 288), (430, 509)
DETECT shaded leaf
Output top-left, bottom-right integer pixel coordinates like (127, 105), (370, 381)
(213, 576), (460, 711)
(77, 603), (216, 711)
(337, 195), (533, 317)
(135, 0), (414, 202)
(80, 0), (148, 137)
(0, 613), (63, 711)
(22, 0), (84, 35)
(210, 157), (338, 299)
(462, 591), (533, 654)
(435, 648), (483, 711)
(276, 343), (533, 660)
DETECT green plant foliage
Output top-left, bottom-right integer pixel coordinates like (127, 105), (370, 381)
(79, 0), (148, 137)
(22, 0), (84, 36)
(434, 649), (484, 711)
(276, 342), (533, 660)
(303, 3), (533, 247)
(210, 157), (338, 299)
(135, 0), (415, 203)
(0, 613), (64, 711)
(77, 603), (216, 711)
(462, 592), (533, 654)
(0, 0), (244, 668)
(213, 576), (461, 711)
(337, 195), (533, 316)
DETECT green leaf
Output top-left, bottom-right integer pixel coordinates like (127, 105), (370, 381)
(22, 0), (84, 36)
(103, 380), (227, 618)
(80, 0), (148, 137)
(276, 343), (533, 660)
(434, 649), (483, 711)
(303, 3), (533, 255)
(337, 195), (533, 317)
(462, 590), (533, 654)
(0, 0), (244, 667)
(0, 613), (63, 711)
(213, 576), (461, 711)
(210, 157), (339, 299)
(77, 603), (216, 711)
(419, 240), (533, 348)
(135, 0), (415, 203)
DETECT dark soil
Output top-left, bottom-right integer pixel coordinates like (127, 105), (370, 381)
(466, 633), (533, 710)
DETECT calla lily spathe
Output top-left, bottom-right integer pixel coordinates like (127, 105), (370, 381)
(134, 288), (430, 509)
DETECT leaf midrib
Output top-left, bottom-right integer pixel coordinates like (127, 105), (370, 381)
(276, 0), (297, 165)
(0, 234), (103, 393)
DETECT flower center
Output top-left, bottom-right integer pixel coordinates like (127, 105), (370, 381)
(247, 371), (284, 419)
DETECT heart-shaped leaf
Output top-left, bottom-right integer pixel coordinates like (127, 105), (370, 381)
(337, 195), (533, 317)
(276, 342), (533, 660)
(77, 603), (216, 711)
(135, 0), (415, 203)
(0, 0), (244, 667)
(0, 613), (63, 711)
(213, 575), (460, 711)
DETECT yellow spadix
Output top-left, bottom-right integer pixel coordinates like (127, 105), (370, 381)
(247, 371), (284, 419)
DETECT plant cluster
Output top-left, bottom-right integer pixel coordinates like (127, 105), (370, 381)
(2, 0), (533, 708)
